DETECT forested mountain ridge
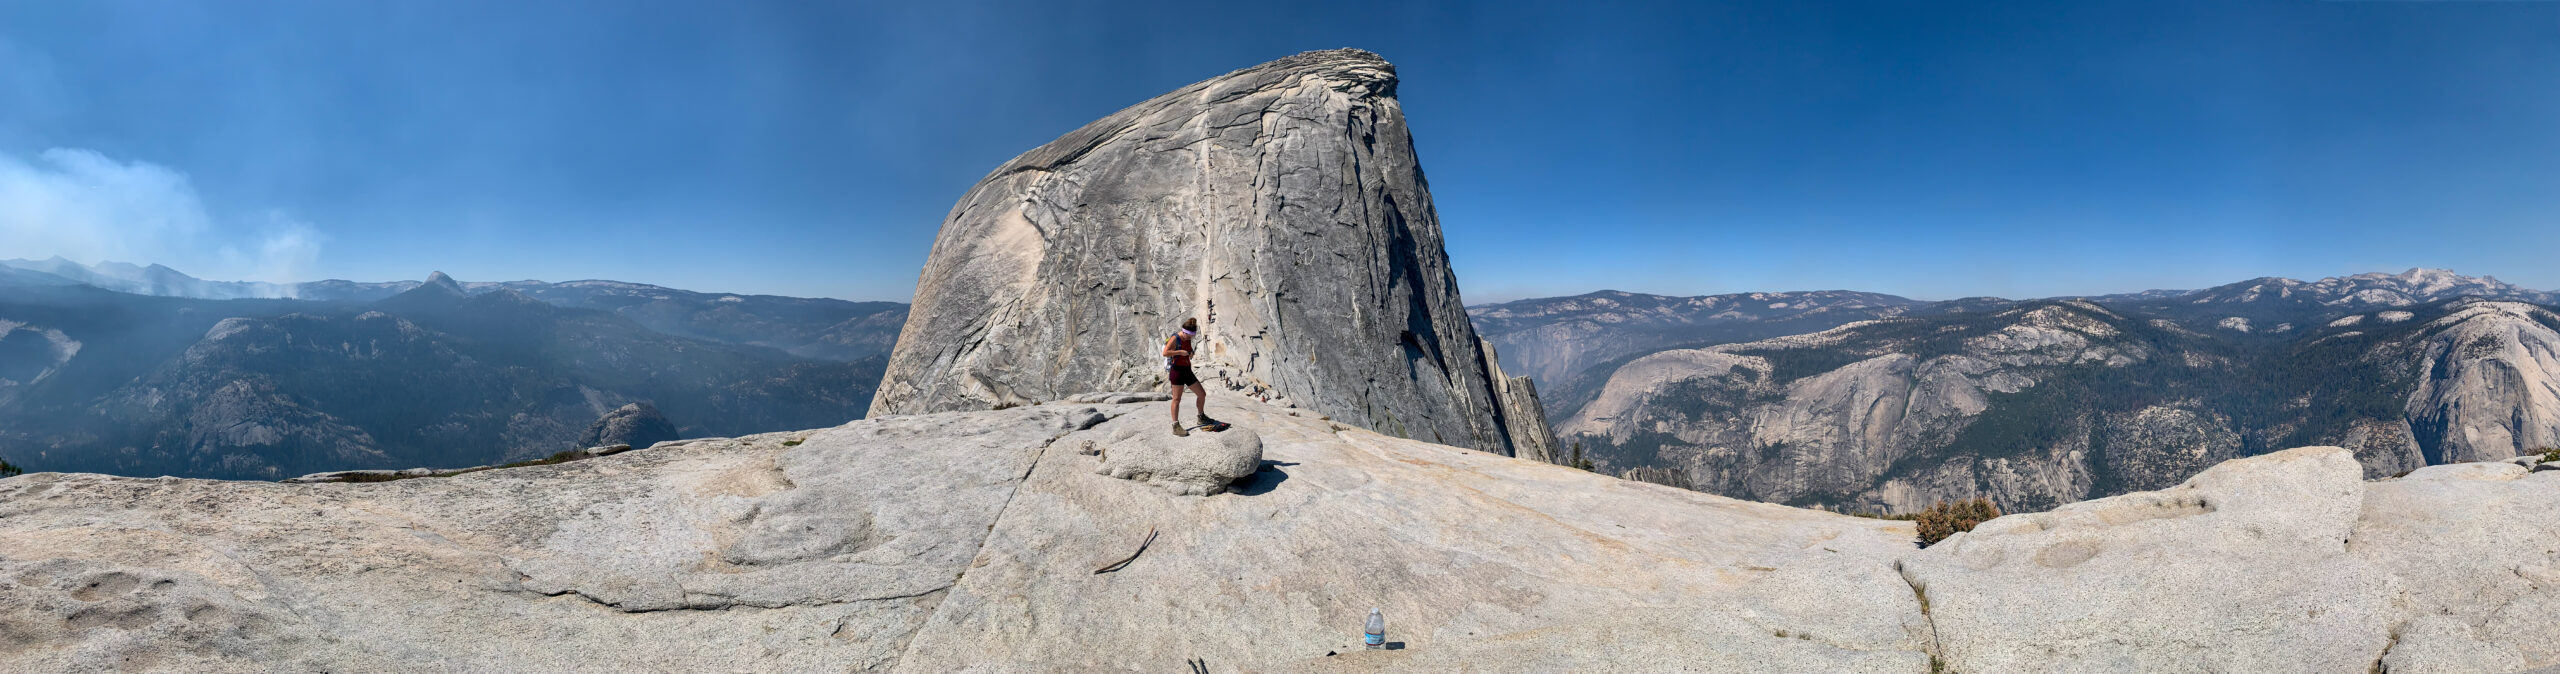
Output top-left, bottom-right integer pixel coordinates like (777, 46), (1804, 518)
(1468, 290), (1927, 424)
(1, 260), (909, 362)
(1486, 269), (2554, 432)
(1557, 295), (2560, 513)
(0, 275), (885, 480)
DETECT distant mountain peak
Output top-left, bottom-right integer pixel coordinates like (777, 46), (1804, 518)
(421, 272), (464, 294)
(2171, 268), (2547, 308)
(377, 272), (471, 309)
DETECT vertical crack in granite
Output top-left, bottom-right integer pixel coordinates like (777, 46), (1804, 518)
(1897, 560), (1948, 671)
(890, 429), (1069, 670)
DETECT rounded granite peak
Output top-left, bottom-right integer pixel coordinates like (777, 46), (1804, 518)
(423, 271), (461, 289)
(1217, 47), (1398, 97)
(872, 46), (1547, 458)
(1251, 47), (1391, 74)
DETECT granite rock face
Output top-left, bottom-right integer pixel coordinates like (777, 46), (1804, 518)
(1560, 304), (2136, 513)
(1901, 447), (2393, 673)
(1560, 297), (2560, 515)
(1481, 338), (1561, 464)
(1902, 445), (2560, 673)
(576, 402), (680, 451)
(2405, 301), (2560, 464)
(869, 49), (1541, 456)
(0, 397), (1928, 672)
(0, 410), (1062, 672)
(3, 400), (2555, 671)
(1092, 421), (1263, 496)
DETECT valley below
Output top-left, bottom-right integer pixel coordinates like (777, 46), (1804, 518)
(0, 262), (903, 480)
(1478, 269), (2560, 514)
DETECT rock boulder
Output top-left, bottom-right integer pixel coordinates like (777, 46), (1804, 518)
(1092, 420), (1263, 496)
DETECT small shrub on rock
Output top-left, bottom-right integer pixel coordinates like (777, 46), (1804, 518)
(1913, 498), (2002, 548)
(2538, 447), (2560, 464)
(0, 458), (21, 478)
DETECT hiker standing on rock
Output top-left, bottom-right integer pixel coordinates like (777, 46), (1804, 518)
(1164, 317), (1217, 436)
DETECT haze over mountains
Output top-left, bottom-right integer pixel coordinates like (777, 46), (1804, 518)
(0, 262), (899, 480)
(2, 257), (910, 362)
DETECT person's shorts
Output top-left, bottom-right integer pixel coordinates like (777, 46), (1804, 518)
(1167, 365), (1199, 386)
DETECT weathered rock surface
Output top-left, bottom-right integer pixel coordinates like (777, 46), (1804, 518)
(1903, 445), (2560, 673)
(1902, 447), (2392, 673)
(3, 400), (2555, 671)
(0, 411), (1053, 672)
(2405, 301), (2560, 464)
(868, 48), (1542, 456)
(1481, 338), (1561, 464)
(3, 397), (1931, 672)
(1093, 421), (1263, 496)
(896, 399), (1930, 672)
(576, 402), (680, 451)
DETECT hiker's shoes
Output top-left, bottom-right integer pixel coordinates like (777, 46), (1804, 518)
(1195, 414), (1222, 427)
(1170, 422), (1189, 437)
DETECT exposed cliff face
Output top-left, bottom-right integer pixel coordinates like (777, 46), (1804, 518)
(1467, 290), (1923, 421)
(2405, 301), (2560, 464)
(1486, 270), (2554, 430)
(1561, 304), (2148, 511)
(1481, 338), (1560, 463)
(872, 49), (1541, 455)
(5, 397), (2553, 672)
(1559, 297), (2560, 514)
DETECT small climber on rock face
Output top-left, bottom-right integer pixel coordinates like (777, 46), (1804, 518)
(1164, 317), (1215, 436)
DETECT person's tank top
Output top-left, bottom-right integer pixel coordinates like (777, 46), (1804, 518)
(1163, 331), (1193, 368)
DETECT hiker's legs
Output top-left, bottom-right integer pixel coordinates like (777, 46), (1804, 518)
(1168, 376), (1185, 425)
(1188, 383), (1208, 417)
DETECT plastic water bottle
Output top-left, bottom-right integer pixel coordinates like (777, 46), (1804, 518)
(1364, 608), (1385, 649)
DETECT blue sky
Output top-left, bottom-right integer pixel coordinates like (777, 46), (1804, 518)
(0, 1), (2553, 302)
